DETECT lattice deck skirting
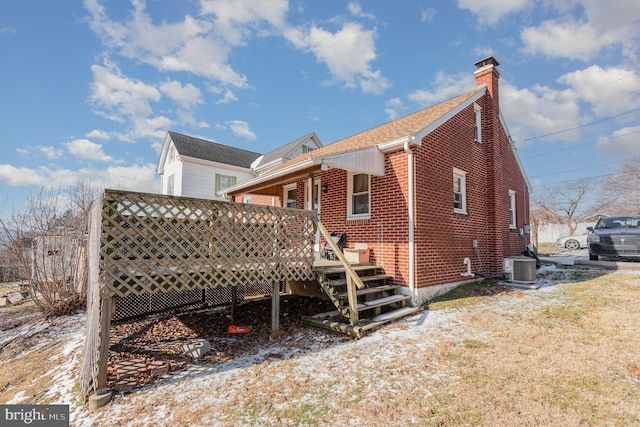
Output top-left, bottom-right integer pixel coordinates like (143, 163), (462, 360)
(80, 189), (316, 397)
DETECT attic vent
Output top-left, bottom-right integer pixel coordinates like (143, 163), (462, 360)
(503, 257), (536, 284)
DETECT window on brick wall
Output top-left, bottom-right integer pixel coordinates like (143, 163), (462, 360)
(508, 190), (517, 229)
(453, 168), (467, 214)
(347, 172), (370, 220)
(284, 184), (297, 209)
(474, 103), (482, 142)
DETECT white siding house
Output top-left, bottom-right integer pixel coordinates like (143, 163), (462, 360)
(157, 132), (261, 201)
(157, 131), (323, 201)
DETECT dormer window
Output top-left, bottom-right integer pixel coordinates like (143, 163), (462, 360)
(302, 145), (313, 154)
(474, 103), (482, 143)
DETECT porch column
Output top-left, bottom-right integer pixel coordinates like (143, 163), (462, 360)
(306, 175), (313, 211)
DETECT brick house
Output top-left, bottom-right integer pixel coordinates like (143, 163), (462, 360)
(225, 57), (531, 306)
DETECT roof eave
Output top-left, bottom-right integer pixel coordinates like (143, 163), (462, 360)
(224, 158), (316, 197)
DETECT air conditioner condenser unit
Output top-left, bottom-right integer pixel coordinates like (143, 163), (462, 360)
(503, 256), (537, 284)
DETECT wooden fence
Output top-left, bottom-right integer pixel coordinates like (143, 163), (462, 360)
(80, 189), (316, 397)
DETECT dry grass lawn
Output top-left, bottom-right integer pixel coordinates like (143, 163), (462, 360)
(2, 267), (639, 426)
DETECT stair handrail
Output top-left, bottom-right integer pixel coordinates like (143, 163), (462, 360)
(315, 220), (366, 324)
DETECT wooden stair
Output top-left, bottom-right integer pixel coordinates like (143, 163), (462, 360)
(302, 263), (420, 338)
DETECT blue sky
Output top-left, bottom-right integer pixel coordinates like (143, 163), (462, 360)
(1, 0), (639, 215)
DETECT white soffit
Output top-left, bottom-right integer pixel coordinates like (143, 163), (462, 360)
(314, 147), (385, 176)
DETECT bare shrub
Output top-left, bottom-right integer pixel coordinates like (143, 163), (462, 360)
(0, 183), (97, 317)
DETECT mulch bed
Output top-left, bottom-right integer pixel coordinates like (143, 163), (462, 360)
(107, 295), (339, 392)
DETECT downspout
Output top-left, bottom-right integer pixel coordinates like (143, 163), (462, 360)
(404, 136), (416, 303)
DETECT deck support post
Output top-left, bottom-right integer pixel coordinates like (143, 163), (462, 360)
(231, 285), (237, 320)
(96, 294), (112, 391)
(271, 280), (281, 333)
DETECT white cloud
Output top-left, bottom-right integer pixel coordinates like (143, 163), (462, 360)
(226, 120), (256, 140)
(159, 80), (203, 109)
(557, 65), (640, 116)
(216, 89), (239, 104)
(0, 165), (47, 186)
(66, 139), (113, 162)
(90, 62), (161, 119)
(596, 125), (640, 159)
(16, 148), (30, 158)
(421, 8), (436, 23)
(500, 64), (640, 148)
(407, 71), (475, 106)
(1, 26), (17, 34)
(115, 116), (174, 143)
(501, 80), (581, 144)
(521, 0), (640, 60)
(522, 20), (612, 61)
(456, 0), (531, 26)
(39, 146), (64, 160)
(85, 129), (110, 140)
(384, 97), (407, 120)
(85, 0), (289, 88)
(101, 163), (159, 192)
(199, 0), (289, 44)
(0, 162), (159, 193)
(285, 22), (390, 94)
(348, 2), (375, 20)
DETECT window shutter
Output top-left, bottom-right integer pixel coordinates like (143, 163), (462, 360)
(215, 174), (221, 192)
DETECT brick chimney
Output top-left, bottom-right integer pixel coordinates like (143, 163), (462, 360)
(474, 56), (499, 107)
(474, 56), (503, 266)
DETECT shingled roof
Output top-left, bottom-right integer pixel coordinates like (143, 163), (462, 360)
(168, 132), (261, 168)
(256, 133), (318, 168)
(273, 87), (484, 172)
(224, 86), (486, 196)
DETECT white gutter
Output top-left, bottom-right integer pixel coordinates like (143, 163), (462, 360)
(404, 134), (416, 302)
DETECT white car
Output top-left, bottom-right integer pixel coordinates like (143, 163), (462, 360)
(556, 233), (589, 250)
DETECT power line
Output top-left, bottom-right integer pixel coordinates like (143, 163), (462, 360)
(517, 106), (640, 144)
(520, 127), (640, 160)
(535, 169), (638, 188)
(529, 159), (628, 179)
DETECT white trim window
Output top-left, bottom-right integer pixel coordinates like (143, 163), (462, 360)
(284, 184), (297, 209)
(347, 173), (370, 220)
(453, 168), (467, 214)
(166, 174), (175, 196)
(215, 173), (236, 193)
(474, 103), (482, 143)
(508, 190), (517, 229)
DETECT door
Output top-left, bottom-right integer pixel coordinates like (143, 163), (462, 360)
(305, 177), (321, 256)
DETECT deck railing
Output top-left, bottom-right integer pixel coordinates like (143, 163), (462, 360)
(80, 189), (316, 397)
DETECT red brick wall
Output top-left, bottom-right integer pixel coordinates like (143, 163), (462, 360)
(270, 69), (529, 289)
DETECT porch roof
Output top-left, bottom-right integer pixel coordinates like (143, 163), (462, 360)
(225, 87), (485, 197)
